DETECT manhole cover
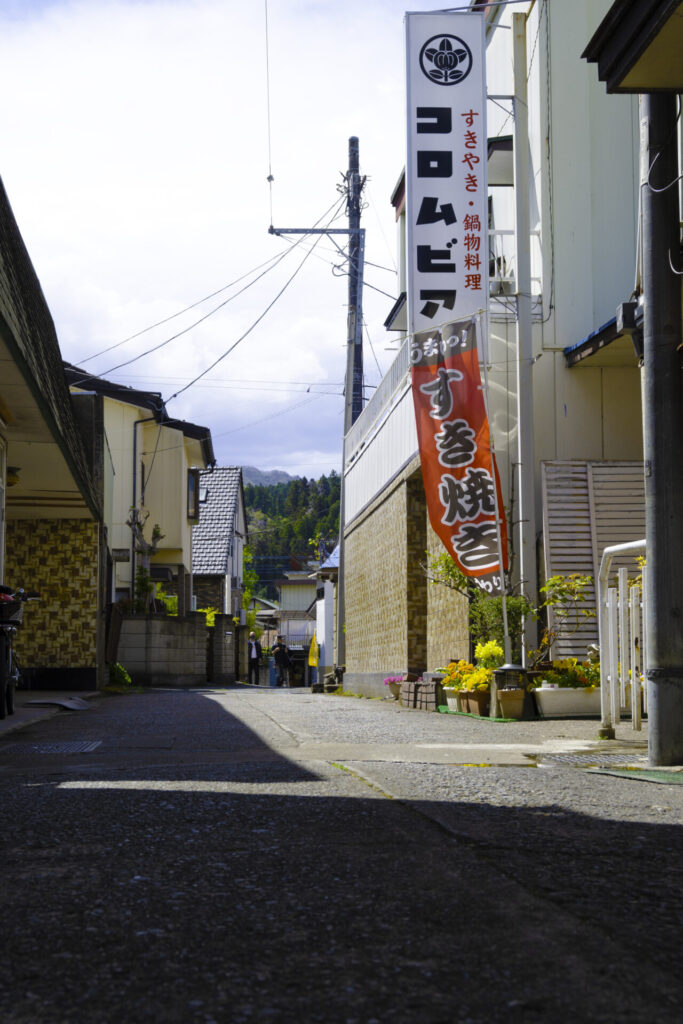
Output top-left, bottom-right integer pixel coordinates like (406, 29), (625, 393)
(538, 752), (647, 767)
(0, 741), (102, 755)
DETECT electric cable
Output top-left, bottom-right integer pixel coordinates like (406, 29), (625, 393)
(166, 222), (333, 404)
(264, 0), (275, 225)
(363, 319), (383, 379)
(72, 195), (346, 388)
(77, 250), (288, 365)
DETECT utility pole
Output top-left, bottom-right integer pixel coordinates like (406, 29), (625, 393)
(338, 137), (366, 668)
(269, 137), (366, 672)
(344, 136), (365, 433)
(641, 93), (683, 765)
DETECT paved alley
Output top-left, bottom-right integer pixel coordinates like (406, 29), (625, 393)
(0, 686), (681, 1023)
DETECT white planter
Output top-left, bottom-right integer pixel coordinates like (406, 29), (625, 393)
(443, 689), (461, 712)
(533, 687), (601, 718)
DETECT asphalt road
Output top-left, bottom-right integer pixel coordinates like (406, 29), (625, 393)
(0, 686), (681, 1023)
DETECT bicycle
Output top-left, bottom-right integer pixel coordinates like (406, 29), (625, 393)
(0, 586), (40, 718)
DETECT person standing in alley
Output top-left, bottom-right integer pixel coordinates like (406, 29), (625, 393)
(247, 631), (262, 685)
(272, 634), (291, 687)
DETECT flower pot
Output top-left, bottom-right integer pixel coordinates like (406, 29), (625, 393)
(461, 691), (490, 716)
(387, 681), (401, 700)
(498, 688), (525, 720)
(443, 688), (461, 712)
(533, 686), (601, 718)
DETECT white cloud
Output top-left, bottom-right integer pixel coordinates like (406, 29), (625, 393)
(0, 0), (442, 474)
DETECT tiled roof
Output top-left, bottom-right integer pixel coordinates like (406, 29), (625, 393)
(0, 176), (100, 517)
(320, 546), (339, 570)
(192, 466), (243, 575)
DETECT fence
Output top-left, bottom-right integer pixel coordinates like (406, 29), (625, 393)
(598, 540), (647, 732)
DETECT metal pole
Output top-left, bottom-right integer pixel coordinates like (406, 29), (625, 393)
(479, 315), (511, 663)
(512, 13), (537, 663)
(336, 435), (347, 669)
(640, 93), (683, 766)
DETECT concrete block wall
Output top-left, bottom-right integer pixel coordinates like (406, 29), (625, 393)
(117, 613), (207, 687)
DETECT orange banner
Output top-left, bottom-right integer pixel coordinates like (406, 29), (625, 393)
(411, 317), (508, 592)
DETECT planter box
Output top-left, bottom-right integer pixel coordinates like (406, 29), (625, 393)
(498, 688), (525, 720)
(460, 691), (490, 717)
(533, 686), (601, 718)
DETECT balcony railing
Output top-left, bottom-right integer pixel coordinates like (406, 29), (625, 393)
(345, 228), (544, 460)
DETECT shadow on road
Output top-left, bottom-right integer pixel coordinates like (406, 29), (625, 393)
(0, 689), (680, 1022)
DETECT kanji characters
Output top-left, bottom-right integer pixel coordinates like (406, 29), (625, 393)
(438, 467), (496, 523)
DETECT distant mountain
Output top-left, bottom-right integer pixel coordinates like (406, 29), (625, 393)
(242, 466), (299, 487)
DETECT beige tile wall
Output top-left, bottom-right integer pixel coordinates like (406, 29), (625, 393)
(344, 459), (469, 685)
(5, 519), (99, 667)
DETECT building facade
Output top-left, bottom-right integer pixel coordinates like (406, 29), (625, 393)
(342, 0), (647, 696)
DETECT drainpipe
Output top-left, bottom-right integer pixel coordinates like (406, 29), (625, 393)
(512, 12), (537, 658)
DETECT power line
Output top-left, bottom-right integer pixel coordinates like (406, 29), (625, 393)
(77, 250), (289, 365)
(115, 375), (343, 395)
(166, 213), (340, 404)
(143, 390), (336, 456)
(92, 246), (298, 379)
(71, 196), (345, 390)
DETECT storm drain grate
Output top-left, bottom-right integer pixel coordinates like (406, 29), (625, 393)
(538, 752), (647, 768)
(0, 741), (102, 755)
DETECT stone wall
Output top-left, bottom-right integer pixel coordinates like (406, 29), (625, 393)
(117, 613), (207, 687)
(343, 457), (470, 697)
(193, 575), (223, 611)
(344, 471), (409, 693)
(5, 518), (101, 688)
(425, 516), (470, 670)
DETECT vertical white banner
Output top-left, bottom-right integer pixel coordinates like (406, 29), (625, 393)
(405, 11), (488, 335)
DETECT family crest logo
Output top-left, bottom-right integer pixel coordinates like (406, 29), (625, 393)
(419, 35), (473, 85)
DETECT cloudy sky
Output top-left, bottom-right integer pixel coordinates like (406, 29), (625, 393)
(0, 0), (459, 477)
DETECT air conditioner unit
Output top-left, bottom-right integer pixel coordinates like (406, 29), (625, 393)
(489, 275), (516, 296)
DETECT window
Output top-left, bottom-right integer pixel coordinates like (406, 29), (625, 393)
(187, 468), (200, 521)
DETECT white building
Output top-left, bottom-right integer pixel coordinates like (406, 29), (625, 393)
(342, 0), (647, 696)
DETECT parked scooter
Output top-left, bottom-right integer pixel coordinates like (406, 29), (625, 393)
(0, 586), (40, 718)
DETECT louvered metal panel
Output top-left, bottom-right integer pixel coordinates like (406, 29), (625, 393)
(589, 462), (646, 584)
(541, 461), (645, 660)
(541, 462), (596, 658)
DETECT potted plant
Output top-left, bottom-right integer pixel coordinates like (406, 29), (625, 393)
(384, 676), (403, 700)
(529, 657), (601, 717)
(459, 666), (493, 716)
(527, 574), (596, 669)
(440, 659), (476, 711)
(440, 641), (502, 716)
